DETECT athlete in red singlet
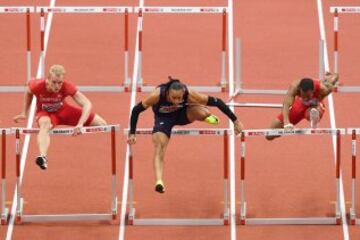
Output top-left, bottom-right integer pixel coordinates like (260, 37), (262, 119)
(266, 72), (339, 140)
(13, 64), (107, 169)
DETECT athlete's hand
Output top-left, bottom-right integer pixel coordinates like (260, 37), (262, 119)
(284, 123), (294, 132)
(233, 120), (243, 135)
(127, 134), (136, 145)
(13, 113), (27, 123)
(73, 124), (83, 136)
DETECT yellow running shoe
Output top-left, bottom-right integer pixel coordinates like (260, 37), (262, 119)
(204, 114), (220, 125)
(155, 180), (165, 193)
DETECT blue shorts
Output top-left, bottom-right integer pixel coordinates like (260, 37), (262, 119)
(152, 107), (191, 138)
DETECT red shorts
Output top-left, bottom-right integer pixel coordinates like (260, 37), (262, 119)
(277, 98), (325, 125)
(36, 103), (95, 127)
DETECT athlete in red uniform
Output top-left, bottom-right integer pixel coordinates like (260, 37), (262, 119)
(266, 72), (339, 140)
(13, 64), (107, 169)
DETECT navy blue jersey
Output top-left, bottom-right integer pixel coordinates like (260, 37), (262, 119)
(152, 83), (189, 116)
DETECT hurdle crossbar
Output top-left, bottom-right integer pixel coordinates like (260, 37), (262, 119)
(227, 102), (282, 108)
(1, 129), (11, 225)
(0, 85), (130, 93)
(330, 6), (360, 93)
(124, 127), (230, 225)
(35, 6), (132, 90)
(239, 128), (344, 225)
(348, 128), (360, 224)
(14, 125), (119, 223)
(133, 7), (228, 93)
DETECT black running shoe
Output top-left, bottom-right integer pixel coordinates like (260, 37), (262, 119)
(35, 156), (48, 170)
(155, 183), (165, 194)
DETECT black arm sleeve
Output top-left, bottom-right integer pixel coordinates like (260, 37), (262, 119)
(130, 102), (146, 134)
(207, 96), (237, 122)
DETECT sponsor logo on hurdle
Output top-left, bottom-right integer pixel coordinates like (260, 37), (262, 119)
(102, 8), (123, 13)
(200, 8), (221, 13)
(52, 129), (72, 134)
(85, 127), (107, 133)
(4, 8), (25, 13)
(144, 8), (163, 13)
(47, 8), (66, 13)
(341, 7), (360, 13)
(73, 8), (97, 13)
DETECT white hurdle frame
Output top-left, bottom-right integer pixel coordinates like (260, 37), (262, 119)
(35, 6), (132, 92)
(124, 128), (231, 226)
(1, 129), (12, 225)
(231, 37), (327, 99)
(133, 7), (228, 93)
(14, 125), (120, 223)
(239, 128), (345, 225)
(349, 128), (360, 225)
(330, 6), (360, 93)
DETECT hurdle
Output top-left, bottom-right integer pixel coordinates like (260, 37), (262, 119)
(124, 128), (231, 225)
(230, 36), (329, 100)
(1, 128), (11, 225)
(349, 128), (360, 224)
(0, 6), (34, 93)
(134, 7), (228, 93)
(239, 128), (345, 225)
(330, 7), (360, 93)
(14, 125), (119, 223)
(35, 6), (132, 92)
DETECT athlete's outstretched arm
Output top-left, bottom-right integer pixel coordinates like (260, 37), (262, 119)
(13, 87), (33, 123)
(128, 88), (160, 144)
(188, 90), (243, 134)
(73, 91), (92, 124)
(320, 72), (339, 97)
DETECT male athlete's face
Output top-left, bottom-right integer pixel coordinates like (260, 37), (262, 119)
(47, 75), (64, 93)
(300, 89), (314, 102)
(168, 89), (184, 105)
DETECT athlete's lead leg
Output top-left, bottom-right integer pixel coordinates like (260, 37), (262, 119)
(152, 132), (169, 193)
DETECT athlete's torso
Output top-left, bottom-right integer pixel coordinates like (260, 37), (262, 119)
(152, 83), (189, 116)
(29, 79), (78, 112)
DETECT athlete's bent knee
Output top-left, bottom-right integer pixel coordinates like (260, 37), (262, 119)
(38, 117), (52, 130)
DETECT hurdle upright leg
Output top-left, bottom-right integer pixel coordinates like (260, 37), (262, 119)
(1, 130), (9, 225)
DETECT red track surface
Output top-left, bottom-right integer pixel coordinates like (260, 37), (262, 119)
(0, 0), (359, 239)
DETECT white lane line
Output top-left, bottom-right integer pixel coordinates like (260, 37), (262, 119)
(317, 1), (349, 239)
(227, 0), (236, 239)
(5, 0), (57, 239)
(118, 0), (144, 240)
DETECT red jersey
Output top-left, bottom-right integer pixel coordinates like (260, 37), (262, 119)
(28, 79), (78, 112)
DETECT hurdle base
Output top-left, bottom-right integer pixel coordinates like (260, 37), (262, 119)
(336, 86), (360, 93)
(240, 217), (339, 225)
(1, 207), (9, 225)
(17, 213), (115, 223)
(138, 85), (225, 93)
(350, 208), (360, 225)
(127, 207), (227, 226)
(236, 88), (287, 95)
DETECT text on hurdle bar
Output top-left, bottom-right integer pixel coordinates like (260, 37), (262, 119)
(0, 7), (35, 13)
(330, 6), (360, 13)
(241, 128), (346, 137)
(14, 125), (120, 135)
(35, 6), (133, 13)
(134, 6), (227, 14)
(124, 128), (232, 136)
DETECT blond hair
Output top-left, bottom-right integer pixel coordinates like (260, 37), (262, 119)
(48, 64), (66, 78)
